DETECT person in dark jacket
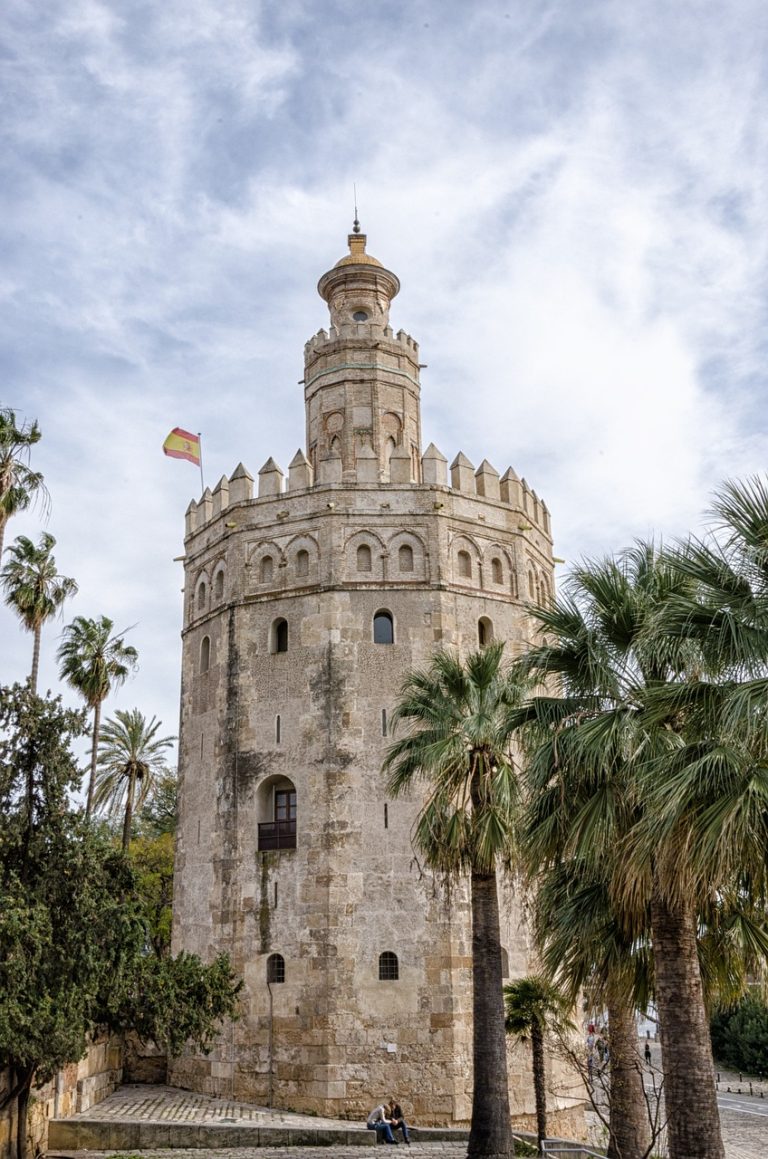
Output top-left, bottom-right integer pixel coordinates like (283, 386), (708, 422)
(388, 1100), (411, 1144)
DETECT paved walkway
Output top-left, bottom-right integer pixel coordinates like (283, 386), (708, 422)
(47, 1063), (768, 1159)
(46, 1085), (476, 1158)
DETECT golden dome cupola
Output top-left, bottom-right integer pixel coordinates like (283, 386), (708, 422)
(317, 220), (400, 335)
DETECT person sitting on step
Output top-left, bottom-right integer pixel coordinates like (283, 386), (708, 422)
(388, 1099), (411, 1144)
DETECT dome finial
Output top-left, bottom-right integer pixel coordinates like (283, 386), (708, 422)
(353, 183), (361, 233)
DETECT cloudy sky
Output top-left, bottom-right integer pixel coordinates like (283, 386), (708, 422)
(3, 0), (768, 767)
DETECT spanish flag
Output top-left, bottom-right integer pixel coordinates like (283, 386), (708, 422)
(163, 428), (201, 466)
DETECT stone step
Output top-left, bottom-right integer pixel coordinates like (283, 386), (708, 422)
(47, 1119), (378, 1151)
(47, 1118), (468, 1152)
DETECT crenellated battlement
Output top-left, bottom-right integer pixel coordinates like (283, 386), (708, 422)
(304, 324), (419, 360)
(184, 444), (550, 539)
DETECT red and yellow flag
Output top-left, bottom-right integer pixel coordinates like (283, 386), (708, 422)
(163, 428), (200, 466)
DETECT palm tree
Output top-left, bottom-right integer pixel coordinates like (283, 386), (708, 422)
(531, 862), (655, 1159)
(1, 532), (78, 691)
(504, 975), (573, 1155)
(513, 544), (729, 1159)
(57, 616), (139, 817)
(0, 408), (48, 559)
(93, 709), (175, 851)
(383, 643), (528, 1159)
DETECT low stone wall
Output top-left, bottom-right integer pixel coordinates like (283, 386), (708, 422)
(123, 1033), (168, 1085)
(0, 1034), (123, 1159)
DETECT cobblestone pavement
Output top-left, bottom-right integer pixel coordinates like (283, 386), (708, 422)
(63, 1084), (367, 1130)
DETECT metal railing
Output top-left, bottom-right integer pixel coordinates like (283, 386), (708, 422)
(257, 819), (296, 851)
(542, 1143), (607, 1159)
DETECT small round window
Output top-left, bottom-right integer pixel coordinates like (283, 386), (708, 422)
(352, 310), (369, 322)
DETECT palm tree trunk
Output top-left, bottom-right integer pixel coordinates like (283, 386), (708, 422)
(0, 515), (6, 561)
(467, 868), (513, 1159)
(122, 765), (136, 852)
(530, 1020), (547, 1154)
(85, 700), (101, 818)
(29, 625), (41, 694)
(650, 886), (724, 1159)
(605, 983), (651, 1159)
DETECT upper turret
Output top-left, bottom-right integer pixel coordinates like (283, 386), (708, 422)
(316, 224), (400, 334)
(304, 224), (422, 483)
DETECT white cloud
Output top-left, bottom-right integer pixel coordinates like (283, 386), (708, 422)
(3, 0), (768, 761)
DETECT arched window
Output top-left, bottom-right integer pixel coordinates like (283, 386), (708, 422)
(200, 635), (210, 673)
(196, 580), (207, 610)
(478, 617), (493, 648)
(357, 544), (372, 572)
(258, 783), (297, 851)
(491, 557), (503, 585)
(398, 544), (414, 572)
(214, 570), (224, 599)
(458, 550), (471, 578)
(296, 549), (309, 577)
(378, 951), (399, 981)
(271, 618), (288, 653)
(373, 610), (394, 645)
(528, 570), (535, 598)
(267, 953), (285, 984)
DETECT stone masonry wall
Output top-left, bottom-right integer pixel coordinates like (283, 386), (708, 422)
(0, 1034), (122, 1159)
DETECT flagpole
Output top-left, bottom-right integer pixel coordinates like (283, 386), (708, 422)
(198, 433), (205, 493)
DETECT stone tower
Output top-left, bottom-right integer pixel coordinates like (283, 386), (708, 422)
(171, 227), (562, 1127)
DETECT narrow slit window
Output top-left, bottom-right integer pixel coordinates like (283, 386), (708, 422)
(275, 714), (281, 744)
(214, 570), (225, 599)
(491, 557), (503, 584)
(274, 881), (278, 909)
(384, 803), (389, 829)
(200, 635), (210, 673)
(197, 581), (207, 610)
(381, 708), (387, 736)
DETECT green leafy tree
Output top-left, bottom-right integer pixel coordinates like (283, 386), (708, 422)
(128, 831), (175, 958)
(384, 643), (529, 1159)
(504, 976), (573, 1155)
(107, 951), (241, 1060)
(711, 993), (768, 1075)
(57, 615), (138, 817)
(0, 685), (145, 1159)
(0, 409), (48, 560)
(134, 767), (178, 838)
(93, 709), (175, 851)
(1, 533), (77, 692)
(0, 685), (240, 1159)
